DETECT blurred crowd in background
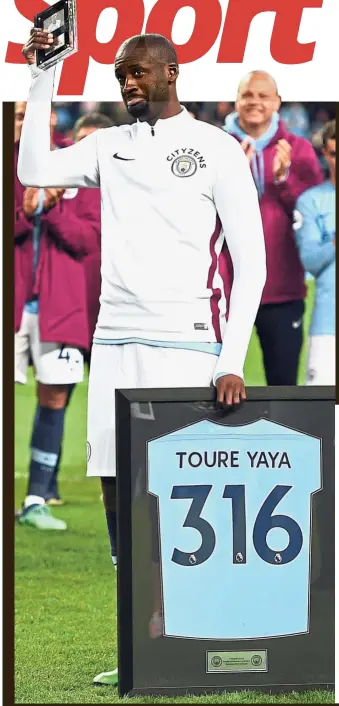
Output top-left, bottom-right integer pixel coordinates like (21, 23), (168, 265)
(53, 101), (336, 172)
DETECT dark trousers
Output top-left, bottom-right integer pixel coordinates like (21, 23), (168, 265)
(255, 300), (305, 386)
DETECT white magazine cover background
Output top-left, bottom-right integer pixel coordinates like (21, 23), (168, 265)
(0, 0), (338, 100)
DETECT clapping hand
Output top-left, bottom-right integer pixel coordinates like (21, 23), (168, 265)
(273, 139), (291, 182)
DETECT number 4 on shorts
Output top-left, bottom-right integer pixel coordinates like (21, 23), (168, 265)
(58, 347), (70, 362)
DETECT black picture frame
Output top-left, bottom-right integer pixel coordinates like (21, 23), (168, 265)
(34, 0), (76, 68)
(116, 386), (335, 698)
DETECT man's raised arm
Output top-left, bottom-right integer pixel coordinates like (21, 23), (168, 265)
(213, 132), (266, 404)
(18, 29), (100, 189)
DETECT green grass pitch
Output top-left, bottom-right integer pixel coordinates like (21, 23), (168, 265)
(14, 281), (334, 703)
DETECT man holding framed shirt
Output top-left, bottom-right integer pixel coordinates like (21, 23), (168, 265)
(18, 27), (266, 686)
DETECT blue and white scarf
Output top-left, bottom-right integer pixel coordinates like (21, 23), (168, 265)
(224, 111), (280, 198)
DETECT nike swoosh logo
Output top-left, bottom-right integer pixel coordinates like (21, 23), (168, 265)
(113, 153), (135, 161)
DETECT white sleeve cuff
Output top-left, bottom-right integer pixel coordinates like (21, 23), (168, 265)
(213, 361), (244, 386)
(28, 63), (43, 79)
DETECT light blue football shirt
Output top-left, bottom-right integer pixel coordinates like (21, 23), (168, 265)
(294, 181), (335, 336)
(148, 419), (321, 640)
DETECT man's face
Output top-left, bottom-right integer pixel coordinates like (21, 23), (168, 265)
(115, 47), (171, 121)
(75, 125), (98, 142)
(15, 102), (26, 142)
(236, 75), (280, 130)
(323, 138), (336, 178)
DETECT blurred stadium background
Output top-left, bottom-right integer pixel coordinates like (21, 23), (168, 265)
(54, 100), (336, 170)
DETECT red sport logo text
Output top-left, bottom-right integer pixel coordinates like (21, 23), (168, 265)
(6, 0), (323, 95)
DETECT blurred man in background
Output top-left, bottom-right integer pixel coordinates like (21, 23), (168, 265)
(72, 112), (113, 363)
(15, 102), (101, 528)
(293, 120), (336, 385)
(42, 114), (112, 497)
(224, 71), (323, 385)
(73, 112), (114, 143)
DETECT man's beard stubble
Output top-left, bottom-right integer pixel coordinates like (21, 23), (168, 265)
(126, 85), (170, 122)
(127, 99), (150, 120)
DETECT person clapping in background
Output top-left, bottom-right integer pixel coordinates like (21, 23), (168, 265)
(224, 71), (323, 386)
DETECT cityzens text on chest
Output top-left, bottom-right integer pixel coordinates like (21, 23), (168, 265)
(167, 148), (206, 168)
(175, 450), (291, 469)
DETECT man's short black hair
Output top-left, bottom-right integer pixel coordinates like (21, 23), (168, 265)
(116, 33), (178, 67)
(73, 112), (114, 137)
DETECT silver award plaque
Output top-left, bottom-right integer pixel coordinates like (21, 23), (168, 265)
(34, 0), (77, 70)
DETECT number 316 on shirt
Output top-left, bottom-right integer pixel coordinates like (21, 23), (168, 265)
(147, 419), (321, 641)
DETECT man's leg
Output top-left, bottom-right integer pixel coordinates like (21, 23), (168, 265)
(92, 476), (119, 687)
(255, 300), (305, 385)
(18, 328), (84, 530)
(101, 477), (117, 569)
(45, 383), (76, 504)
(18, 383), (69, 530)
(87, 343), (129, 687)
(46, 343), (90, 503)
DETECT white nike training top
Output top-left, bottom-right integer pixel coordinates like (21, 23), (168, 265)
(18, 65), (266, 382)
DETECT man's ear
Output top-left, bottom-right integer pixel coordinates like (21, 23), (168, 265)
(275, 94), (282, 112)
(168, 64), (179, 82)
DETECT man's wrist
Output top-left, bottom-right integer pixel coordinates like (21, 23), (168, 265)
(215, 372), (229, 381)
(213, 370), (244, 386)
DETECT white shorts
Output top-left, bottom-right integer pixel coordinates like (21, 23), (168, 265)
(87, 343), (218, 478)
(15, 310), (84, 385)
(306, 335), (335, 386)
